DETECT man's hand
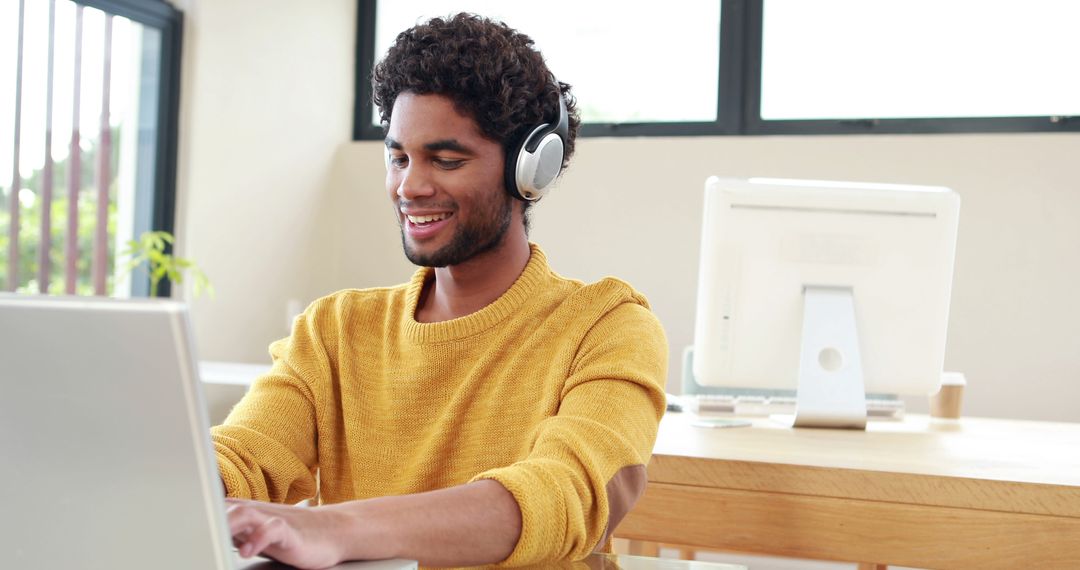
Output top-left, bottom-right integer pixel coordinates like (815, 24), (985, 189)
(226, 480), (520, 568)
(226, 498), (378, 570)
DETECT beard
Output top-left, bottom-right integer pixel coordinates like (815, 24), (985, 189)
(399, 191), (514, 268)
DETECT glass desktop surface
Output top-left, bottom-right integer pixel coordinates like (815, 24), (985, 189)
(235, 556), (415, 569)
(233, 553), (744, 570)
(546, 553), (748, 570)
(591, 557), (743, 570)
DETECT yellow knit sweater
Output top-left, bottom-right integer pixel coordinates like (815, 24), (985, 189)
(211, 245), (668, 566)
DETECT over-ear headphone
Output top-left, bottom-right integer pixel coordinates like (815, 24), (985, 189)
(384, 88), (569, 203)
(504, 88), (569, 202)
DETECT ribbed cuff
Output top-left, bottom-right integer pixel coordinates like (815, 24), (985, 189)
(470, 463), (568, 567)
(213, 441), (253, 499)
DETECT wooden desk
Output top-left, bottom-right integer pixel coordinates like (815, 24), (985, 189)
(615, 412), (1080, 569)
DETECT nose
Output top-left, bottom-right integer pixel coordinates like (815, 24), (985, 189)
(392, 163), (436, 201)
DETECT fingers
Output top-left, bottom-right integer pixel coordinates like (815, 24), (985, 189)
(228, 502), (289, 558)
(227, 502), (262, 538)
(240, 516), (290, 558)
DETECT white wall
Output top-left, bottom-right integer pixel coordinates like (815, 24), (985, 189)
(176, 0), (1080, 423)
(175, 0), (356, 362)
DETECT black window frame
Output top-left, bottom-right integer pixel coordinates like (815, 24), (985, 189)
(74, 0), (183, 296)
(352, 0), (1080, 139)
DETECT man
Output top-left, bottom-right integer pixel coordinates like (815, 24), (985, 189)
(214, 13), (667, 568)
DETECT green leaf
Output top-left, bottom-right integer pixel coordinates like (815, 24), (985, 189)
(119, 230), (213, 300)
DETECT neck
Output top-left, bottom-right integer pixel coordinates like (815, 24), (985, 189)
(415, 229), (531, 323)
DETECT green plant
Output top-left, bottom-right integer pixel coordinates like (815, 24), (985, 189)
(124, 231), (213, 298)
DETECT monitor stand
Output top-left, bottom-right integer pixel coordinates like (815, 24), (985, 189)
(792, 286), (868, 429)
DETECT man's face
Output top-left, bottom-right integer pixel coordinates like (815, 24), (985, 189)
(385, 92), (514, 268)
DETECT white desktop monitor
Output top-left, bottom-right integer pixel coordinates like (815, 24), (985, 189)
(692, 177), (960, 428)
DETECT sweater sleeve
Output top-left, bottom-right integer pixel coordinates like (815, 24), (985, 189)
(210, 304), (334, 503)
(471, 301), (668, 566)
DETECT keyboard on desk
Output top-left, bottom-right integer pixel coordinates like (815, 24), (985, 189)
(683, 393), (905, 419)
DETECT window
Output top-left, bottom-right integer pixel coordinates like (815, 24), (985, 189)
(353, 0), (733, 138)
(373, 0), (720, 125)
(752, 0), (1080, 134)
(353, 0), (1080, 138)
(1, 0), (181, 296)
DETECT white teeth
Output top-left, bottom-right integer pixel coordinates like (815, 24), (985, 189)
(406, 213), (449, 224)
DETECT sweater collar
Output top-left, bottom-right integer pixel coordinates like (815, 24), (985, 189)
(402, 243), (551, 343)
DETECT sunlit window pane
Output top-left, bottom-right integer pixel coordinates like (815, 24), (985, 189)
(373, 1), (721, 125)
(761, 0), (1080, 120)
(1, 0), (163, 295)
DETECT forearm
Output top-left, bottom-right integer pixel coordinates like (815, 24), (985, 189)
(327, 479), (522, 566)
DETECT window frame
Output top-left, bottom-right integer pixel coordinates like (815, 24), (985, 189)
(352, 0), (1080, 139)
(74, 0), (183, 296)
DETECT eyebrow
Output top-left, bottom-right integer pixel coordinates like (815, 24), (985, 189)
(424, 139), (472, 153)
(384, 137), (474, 154)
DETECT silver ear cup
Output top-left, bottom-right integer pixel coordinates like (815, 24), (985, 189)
(515, 133), (565, 201)
(532, 136), (564, 189)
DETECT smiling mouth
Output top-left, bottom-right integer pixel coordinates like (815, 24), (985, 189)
(406, 212), (452, 225)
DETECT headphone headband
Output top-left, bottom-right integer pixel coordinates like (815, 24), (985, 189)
(524, 92), (569, 154)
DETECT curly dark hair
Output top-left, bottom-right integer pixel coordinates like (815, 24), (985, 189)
(371, 13), (581, 173)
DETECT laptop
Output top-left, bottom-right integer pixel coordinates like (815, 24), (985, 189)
(0, 294), (415, 570)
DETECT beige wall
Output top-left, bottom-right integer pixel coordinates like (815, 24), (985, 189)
(175, 0), (356, 362)
(176, 0), (1080, 423)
